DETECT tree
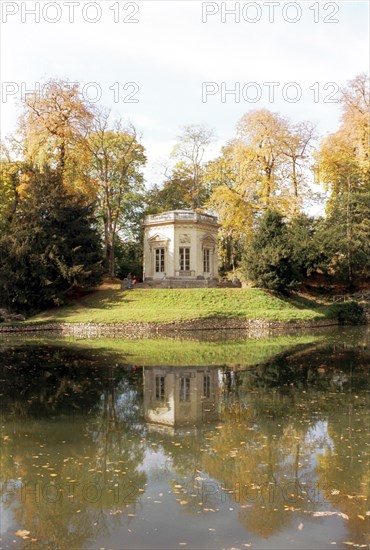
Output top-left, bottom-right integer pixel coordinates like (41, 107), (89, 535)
(0, 168), (103, 313)
(114, 236), (144, 280)
(316, 73), (370, 283)
(145, 166), (197, 213)
(236, 109), (287, 206)
(208, 110), (316, 267)
(205, 147), (252, 271)
(0, 144), (22, 232)
(87, 110), (146, 276)
(17, 78), (94, 196)
(289, 214), (331, 277)
(207, 141), (258, 239)
(339, 72), (369, 178)
(242, 210), (299, 292)
(169, 124), (215, 209)
(279, 120), (316, 213)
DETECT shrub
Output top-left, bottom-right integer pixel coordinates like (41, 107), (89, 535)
(329, 301), (366, 325)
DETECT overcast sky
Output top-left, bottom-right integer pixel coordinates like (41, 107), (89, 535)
(1, 0), (369, 186)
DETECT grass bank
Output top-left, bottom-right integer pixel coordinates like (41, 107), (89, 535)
(27, 287), (338, 324)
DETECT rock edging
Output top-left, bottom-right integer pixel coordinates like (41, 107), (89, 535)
(0, 317), (340, 338)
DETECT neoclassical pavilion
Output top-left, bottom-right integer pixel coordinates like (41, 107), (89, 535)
(142, 210), (219, 285)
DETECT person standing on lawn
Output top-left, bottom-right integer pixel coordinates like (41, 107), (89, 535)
(127, 272), (133, 289)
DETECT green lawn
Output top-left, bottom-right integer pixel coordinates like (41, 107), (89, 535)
(28, 287), (334, 324)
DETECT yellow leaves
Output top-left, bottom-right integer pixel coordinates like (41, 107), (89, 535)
(209, 184), (254, 240)
(208, 109), (315, 243)
(229, 449), (239, 458)
(342, 543), (368, 548)
(312, 511), (349, 520)
(15, 529), (30, 539)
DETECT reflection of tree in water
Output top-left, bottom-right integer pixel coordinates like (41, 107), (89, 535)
(149, 343), (369, 540)
(0, 345), (147, 548)
(316, 415), (369, 546)
(313, 347), (369, 546)
(229, 345), (369, 540)
(0, 345), (108, 418)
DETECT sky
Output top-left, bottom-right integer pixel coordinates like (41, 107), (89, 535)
(1, 0), (369, 189)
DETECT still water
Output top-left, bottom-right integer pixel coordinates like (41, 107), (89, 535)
(0, 328), (369, 549)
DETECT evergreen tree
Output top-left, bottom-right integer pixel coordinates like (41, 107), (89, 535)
(0, 168), (103, 313)
(242, 210), (299, 292)
(289, 214), (332, 277)
(322, 188), (370, 282)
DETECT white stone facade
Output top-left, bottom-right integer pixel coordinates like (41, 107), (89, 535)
(142, 210), (219, 282)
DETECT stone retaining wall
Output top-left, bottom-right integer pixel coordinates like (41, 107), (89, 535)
(0, 318), (340, 339)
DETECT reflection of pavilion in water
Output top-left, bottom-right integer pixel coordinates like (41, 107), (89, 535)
(143, 366), (219, 428)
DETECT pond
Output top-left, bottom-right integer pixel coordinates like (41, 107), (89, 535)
(0, 327), (369, 549)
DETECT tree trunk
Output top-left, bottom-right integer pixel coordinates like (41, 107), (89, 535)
(104, 190), (116, 277)
(292, 158), (299, 213)
(59, 142), (66, 176)
(346, 177), (353, 286)
(108, 231), (115, 277)
(103, 217), (109, 269)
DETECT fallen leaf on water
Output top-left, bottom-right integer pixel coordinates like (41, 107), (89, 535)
(342, 543), (368, 548)
(342, 541), (368, 548)
(15, 530), (30, 539)
(313, 511), (349, 520)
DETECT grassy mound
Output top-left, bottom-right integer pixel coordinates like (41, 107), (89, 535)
(27, 288), (335, 324)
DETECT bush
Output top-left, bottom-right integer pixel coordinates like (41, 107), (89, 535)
(329, 301), (366, 325)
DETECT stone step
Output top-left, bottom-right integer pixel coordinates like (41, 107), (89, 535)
(134, 279), (218, 289)
(130, 279), (242, 289)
